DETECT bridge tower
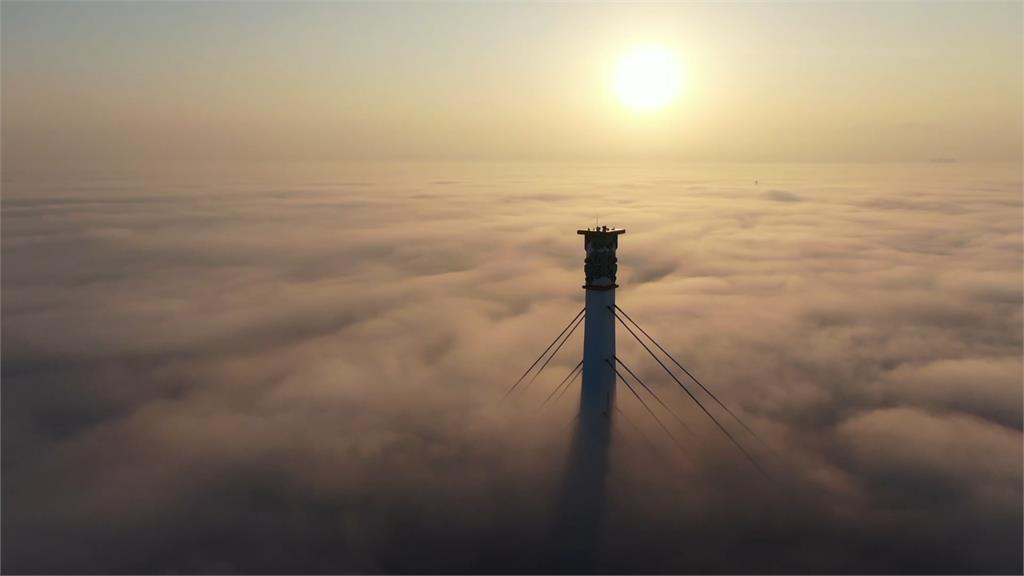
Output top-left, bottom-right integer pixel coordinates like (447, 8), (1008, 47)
(554, 226), (624, 569)
(577, 226), (625, 441)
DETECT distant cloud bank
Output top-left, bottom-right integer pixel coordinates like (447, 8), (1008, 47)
(2, 162), (1021, 572)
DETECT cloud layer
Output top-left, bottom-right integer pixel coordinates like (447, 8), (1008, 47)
(3, 162), (1021, 573)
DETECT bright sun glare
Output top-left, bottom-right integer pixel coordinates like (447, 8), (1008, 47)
(613, 46), (683, 113)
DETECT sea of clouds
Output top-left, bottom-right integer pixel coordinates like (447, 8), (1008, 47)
(2, 162), (1021, 573)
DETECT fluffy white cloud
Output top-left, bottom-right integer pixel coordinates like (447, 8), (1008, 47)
(2, 162), (1021, 572)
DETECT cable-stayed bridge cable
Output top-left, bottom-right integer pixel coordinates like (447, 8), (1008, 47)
(615, 406), (661, 458)
(607, 359), (689, 459)
(502, 307), (584, 401)
(611, 307), (769, 479)
(615, 356), (695, 439)
(614, 304), (766, 446)
(554, 368), (581, 404)
(519, 312), (585, 396)
(542, 360), (583, 409)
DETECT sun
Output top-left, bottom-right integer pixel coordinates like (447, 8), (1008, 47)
(613, 46), (683, 113)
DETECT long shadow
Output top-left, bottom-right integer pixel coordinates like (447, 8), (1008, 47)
(549, 409), (613, 572)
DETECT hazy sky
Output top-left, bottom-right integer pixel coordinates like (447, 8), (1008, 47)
(2, 1), (1021, 167)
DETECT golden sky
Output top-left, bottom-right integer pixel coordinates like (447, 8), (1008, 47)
(2, 2), (1021, 167)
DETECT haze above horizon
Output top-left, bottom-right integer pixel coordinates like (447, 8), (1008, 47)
(2, 1), (1021, 171)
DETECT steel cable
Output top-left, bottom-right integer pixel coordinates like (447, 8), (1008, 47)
(614, 304), (767, 447)
(611, 307), (769, 478)
(615, 356), (695, 439)
(607, 359), (689, 459)
(501, 307), (584, 401)
(519, 312), (585, 396)
(542, 360), (584, 409)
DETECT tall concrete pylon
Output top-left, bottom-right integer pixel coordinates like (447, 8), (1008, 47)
(578, 226), (624, 444)
(552, 226), (624, 571)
